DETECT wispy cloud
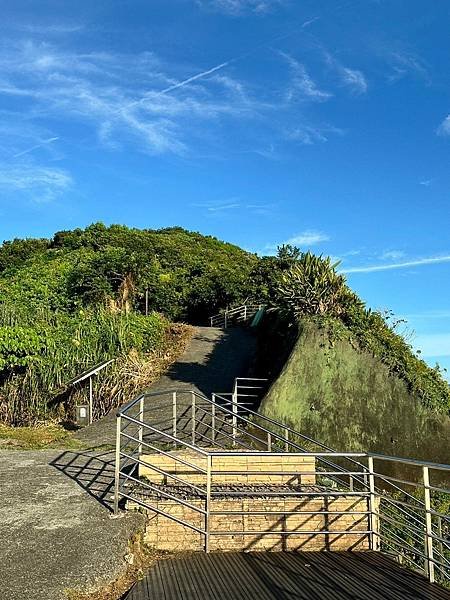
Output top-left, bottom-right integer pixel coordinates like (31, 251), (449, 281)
(0, 163), (72, 202)
(192, 199), (241, 212)
(192, 198), (276, 217)
(196, 0), (284, 15)
(385, 50), (430, 84)
(285, 230), (330, 246)
(324, 52), (367, 94)
(0, 40), (270, 156)
(287, 123), (344, 145)
(405, 310), (450, 320)
(379, 250), (405, 261)
(341, 255), (450, 274)
(265, 229), (330, 252)
(301, 16), (320, 28)
(413, 333), (450, 358)
(14, 23), (85, 35)
(419, 179), (433, 187)
(437, 115), (450, 137)
(280, 52), (332, 102)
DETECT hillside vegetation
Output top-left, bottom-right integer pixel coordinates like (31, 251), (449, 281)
(0, 224), (448, 430)
(0, 223), (258, 322)
(0, 223), (258, 425)
(258, 252), (450, 460)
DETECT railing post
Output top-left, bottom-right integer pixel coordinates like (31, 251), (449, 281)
(244, 305), (247, 321)
(368, 456), (379, 551)
(192, 392), (196, 445)
(232, 387), (238, 446)
(88, 375), (93, 425)
(172, 392), (177, 448)
(284, 427), (289, 452)
(437, 515), (444, 566)
(113, 414), (122, 516)
(423, 466), (435, 582)
(267, 432), (272, 451)
(224, 310), (228, 328)
(138, 396), (144, 456)
(210, 316), (213, 327)
(211, 394), (216, 444)
(205, 454), (211, 553)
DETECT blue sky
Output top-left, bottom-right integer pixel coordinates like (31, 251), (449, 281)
(0, 0), (449, 376)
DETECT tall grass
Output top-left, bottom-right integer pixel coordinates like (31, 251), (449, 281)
(0, 304), (172, 425)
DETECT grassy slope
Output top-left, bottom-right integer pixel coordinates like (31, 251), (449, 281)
(260, 319), (450, 462)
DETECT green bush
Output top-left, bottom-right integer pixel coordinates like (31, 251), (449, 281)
(0, 308), (170, 425)
(0, 326), (45, 370)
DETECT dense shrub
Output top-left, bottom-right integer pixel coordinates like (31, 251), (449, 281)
(0, 307), (170, 425)
(276, 252), (363, 318)
(0, 223), (259, 323)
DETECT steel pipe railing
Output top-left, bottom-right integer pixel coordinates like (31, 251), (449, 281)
(114, 388), (450, 585)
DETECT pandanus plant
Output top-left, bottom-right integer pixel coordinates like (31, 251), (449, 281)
(276, 252), (363, 320)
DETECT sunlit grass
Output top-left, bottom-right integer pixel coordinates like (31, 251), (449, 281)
(0, 423), (83, 450)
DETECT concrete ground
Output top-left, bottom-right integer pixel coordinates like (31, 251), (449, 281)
(0, 326), (257, 600)
(0, 449), (143, 600)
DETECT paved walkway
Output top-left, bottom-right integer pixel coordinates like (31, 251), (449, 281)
(125, 551), (450, 600)
(0, 326), (257, 600)
(75, 326), (256, 448)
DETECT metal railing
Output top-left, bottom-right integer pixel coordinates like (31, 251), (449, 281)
(213, 377), (268, 418)
(113, 389), (450, 585)
(209, 303), (263, 328)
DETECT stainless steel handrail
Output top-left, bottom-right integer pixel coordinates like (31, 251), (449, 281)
(114, 388), (450, 584)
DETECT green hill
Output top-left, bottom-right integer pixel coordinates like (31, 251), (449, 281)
(0, 223), (258, 322)
(0, 224), (448, 444)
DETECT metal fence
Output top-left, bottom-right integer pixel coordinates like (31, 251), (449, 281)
(209, 304), (263, 328)
(113, 389), (450, 585)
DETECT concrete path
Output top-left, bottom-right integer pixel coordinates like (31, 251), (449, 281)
(0, 326), (257, 600)
(75, 326), (256, 448)
(0, 449), (143, 600)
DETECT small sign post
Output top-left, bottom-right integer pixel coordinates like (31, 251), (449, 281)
(67, 359), (115, 427)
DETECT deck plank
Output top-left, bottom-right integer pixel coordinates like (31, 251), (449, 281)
(125, 552), (450, 600)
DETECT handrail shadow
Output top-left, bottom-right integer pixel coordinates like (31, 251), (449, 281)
(50, 449), (117, 511)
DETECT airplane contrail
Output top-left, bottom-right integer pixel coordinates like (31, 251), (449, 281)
(341, 255), (450, 274)
(121, 60), (232, 114)
(158, 61), (231, 95)
(13, 137), (59, 158)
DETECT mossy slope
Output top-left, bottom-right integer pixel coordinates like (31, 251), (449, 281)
(260, 320), (450, 462)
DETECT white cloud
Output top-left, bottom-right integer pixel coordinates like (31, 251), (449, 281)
(265, 230), (330, 252)
(385, 50), (430, 84)
(13, 136), (59, 158)
(280, 52), (332, 102)
(324, 52), (367, 94)
(341, 255), (450, 274)
(287, 124), (344, 145)
(0, 163), (72, 202)
(0, 37), (345, 162)
(192, 199), (241, 212)
(380, 250), (405, 261)
(405, 310), (450, 320)
(285, 230), (330, 246)
(196, 0), (284, 15)
(413, 333), (450, 358)
(0, 40), (271, 156)
(419, 179), (433, 187)
(437, 115), (450, 137)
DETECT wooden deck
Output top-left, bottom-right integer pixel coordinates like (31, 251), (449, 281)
(125, 551), (450, 600)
